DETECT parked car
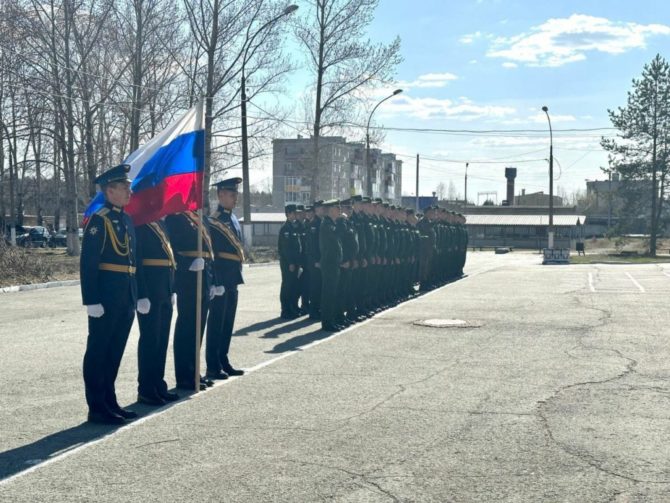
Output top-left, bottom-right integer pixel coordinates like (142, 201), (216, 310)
(22, 226), (51, 248)
(49, 230), (68, 248)
(48, 229), (83, 247)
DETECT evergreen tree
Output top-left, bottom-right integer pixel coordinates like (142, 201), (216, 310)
(602, 54), (670, 256)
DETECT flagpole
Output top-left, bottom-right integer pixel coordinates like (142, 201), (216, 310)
(194, 97), (205, 392)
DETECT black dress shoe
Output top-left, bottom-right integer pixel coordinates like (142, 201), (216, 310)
(112, 407), (138, 420)
(321, 324), (339, 332)
(158, 390), (180, 402)
(137, 393), (166, 406)
(200, 377), (214, 387)
(177, 381), (207, 391)
(206, 370), (229, 380)
(88, 410), (125, 425)
(222, 366), (244, 376)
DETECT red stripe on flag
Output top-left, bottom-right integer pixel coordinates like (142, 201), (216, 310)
(125, 171), (203, 226)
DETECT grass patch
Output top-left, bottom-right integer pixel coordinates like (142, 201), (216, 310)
(0, 245), (80, 287)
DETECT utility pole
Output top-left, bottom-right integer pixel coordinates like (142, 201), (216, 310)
(464, 162), (469, 206)
(415, 154), (419, 212)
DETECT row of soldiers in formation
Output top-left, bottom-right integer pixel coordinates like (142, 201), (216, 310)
(278, 196), (468, 332)
(80, 164), (246, 425)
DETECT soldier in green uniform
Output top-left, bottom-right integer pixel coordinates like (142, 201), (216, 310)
(319, 200), (343, 332)
(305, 201), (324, 320)
(278, 204), (302, 319)
(350, 196), (369, 320)
(417, 206), (437, 291)
(336, 199), (359, 326)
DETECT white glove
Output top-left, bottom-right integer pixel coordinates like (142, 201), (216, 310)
(214, 285), (225, 296)
(189, 258), (205, 271)
(137, 298), (151, 314)
(209, 286), (216, 300)
(86, 304), (105, 318)
(171, 293), (177, 307)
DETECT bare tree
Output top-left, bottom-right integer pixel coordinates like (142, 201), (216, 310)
(294, 0), (401, 200)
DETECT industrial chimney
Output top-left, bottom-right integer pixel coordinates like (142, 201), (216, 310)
(505, 167), (517, 206)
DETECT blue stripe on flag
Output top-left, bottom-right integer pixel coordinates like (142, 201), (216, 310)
(131, 130), (204, 193)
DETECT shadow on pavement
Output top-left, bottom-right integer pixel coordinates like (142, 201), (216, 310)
(265, 327), (331, 354)
(261, 317), (316, 339)
(234, 316), (287, 337)
(0, 393), (193, 482)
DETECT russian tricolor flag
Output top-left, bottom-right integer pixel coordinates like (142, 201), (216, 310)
(83, 99), (205, 226)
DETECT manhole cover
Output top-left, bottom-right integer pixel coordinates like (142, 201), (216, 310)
(413, 319), (480, 328)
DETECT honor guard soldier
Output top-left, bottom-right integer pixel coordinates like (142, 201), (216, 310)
(80, 164), (138, 424)
(206, 177), (246, 381)
(278, 204), (302, 319)
(319, 200), (343, 332)
(165, 210), (222, 391)
(135, 218), (179, 406)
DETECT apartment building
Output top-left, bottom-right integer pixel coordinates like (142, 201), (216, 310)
(272, 136), (402, 208)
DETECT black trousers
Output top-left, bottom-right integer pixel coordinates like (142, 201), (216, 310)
(206, 287), (239, 372)
(336, 267), (350, 320)
(308, 264), (322, 316)
(83, 304), (135, 413)
(320, 265), (340, 328)
(300, 266), (310, 310)
(280, 263), (300, 315)
(173, 272), (209, 385)
(137, 298), (173, 396)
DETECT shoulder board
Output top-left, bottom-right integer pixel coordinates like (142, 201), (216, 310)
(95, 207), (110, 217)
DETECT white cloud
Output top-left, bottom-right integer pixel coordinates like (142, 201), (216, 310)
(399, 72), (458, 88)
(487, 14), (670, 67)
(380, 96), (516, 121)
(502, 62), (518, 68)
(469, 59), (478, 64)
(460, 31), (482, 44)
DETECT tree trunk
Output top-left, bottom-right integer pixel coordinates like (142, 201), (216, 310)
(203, 0), (220, 213)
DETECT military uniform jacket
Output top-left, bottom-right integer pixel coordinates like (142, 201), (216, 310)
(336, 217), (358, 265)
(80, 202), (138, 307)
(319, 216), (342, 267)
(350, 212), (367, 263)
(305, 216), (321, 265)
(210, 206), (245, 288)
(278, 220), (302, 265)
(136, 220), (176, 302)
(164, 211), (217, 288)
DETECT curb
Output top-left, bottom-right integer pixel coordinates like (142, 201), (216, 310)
(0, 279), (80, 294)
(0, 263), (278, 293)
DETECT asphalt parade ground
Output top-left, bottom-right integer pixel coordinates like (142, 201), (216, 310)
(1, 252), (670, 502)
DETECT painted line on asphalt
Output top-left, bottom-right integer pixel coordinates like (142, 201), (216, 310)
(587, 272), (596, 292)
(625, 272), (645, 293)
(0, 264), (492, 487)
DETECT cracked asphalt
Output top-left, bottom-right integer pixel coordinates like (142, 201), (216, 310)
(1, 252), (670, 502)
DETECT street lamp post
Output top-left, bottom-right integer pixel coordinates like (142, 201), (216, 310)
(542, 106), (554, 249)
(240, 4), (298, 247)
(365, 89), (403, 198)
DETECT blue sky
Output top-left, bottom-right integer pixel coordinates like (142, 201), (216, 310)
(251, 0), (670, 203)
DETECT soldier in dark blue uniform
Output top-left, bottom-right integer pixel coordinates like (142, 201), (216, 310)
(81, 164), (138, 424)
(206, 177), (246, 380)
(278, 204), (302, 319)
(165, 210), (221, 391)
(135, 219), (179, 405)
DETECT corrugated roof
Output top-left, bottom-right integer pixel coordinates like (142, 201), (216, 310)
(463, 214), (585, 226)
